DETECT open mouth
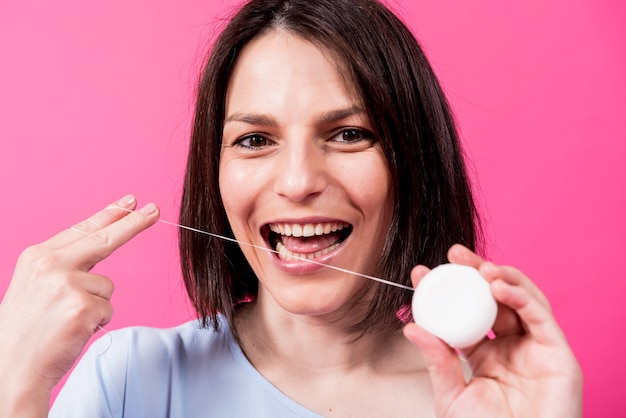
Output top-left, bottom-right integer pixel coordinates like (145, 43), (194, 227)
(264, 222), (352, 261)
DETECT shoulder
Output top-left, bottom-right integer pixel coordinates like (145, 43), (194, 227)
(53, 317), (327, 417)
(100, 317), (233, 373)
(107, 318), (224, 351)
(51, 317), (239, 417)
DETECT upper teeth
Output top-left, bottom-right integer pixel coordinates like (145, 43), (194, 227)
(269, 222), (349, 237)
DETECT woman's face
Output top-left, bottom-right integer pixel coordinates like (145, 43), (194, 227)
(219, 31), (393, 319)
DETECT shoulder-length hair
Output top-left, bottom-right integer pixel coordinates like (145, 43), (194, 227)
(179, 0), (482, 338)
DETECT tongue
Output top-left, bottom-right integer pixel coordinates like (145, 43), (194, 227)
(281, 232), (341, 254)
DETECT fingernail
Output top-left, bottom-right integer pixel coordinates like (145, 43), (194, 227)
(139, 202), (157, 215)
(117, 194), (136, 208)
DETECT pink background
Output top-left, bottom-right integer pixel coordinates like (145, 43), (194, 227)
(1, 0), (624, 415)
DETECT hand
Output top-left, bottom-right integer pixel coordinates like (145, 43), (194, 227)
(0, 195), (159, 416)
(403, 244), (583, 418)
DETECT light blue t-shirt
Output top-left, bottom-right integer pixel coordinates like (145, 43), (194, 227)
(50, 317), (323, 417)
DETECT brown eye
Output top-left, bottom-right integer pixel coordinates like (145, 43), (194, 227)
(235, 134), (271, 148)
(342, 129), (363, 142)
(332, 128), (374, 143)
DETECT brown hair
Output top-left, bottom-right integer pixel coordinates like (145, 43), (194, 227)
(179, 0), (482, 337)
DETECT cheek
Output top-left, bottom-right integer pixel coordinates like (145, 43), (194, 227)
(218, 160), (262, 225)
(344, 153), (393, 217)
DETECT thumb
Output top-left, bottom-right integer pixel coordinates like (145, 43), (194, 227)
(403, 322), (468, 407)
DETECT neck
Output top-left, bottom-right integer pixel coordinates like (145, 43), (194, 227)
(235, 296), (404, 375)
(233, 292), (431, 417)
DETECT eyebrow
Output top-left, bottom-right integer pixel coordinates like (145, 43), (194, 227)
(223, 106), (367, 128)
(314, 106), (367, 126)
(223, 113), (278, 127)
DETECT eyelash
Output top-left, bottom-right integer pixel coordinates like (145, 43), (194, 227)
(232, 128), (375, 150)
(331, 128), (374, 144)
(232, 134), (272, 149)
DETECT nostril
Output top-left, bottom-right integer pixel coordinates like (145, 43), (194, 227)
(273, 147), (328, 201)
(273, 173), (327, 202)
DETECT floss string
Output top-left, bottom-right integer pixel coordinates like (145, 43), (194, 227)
(158, 219), (415, 292)
(96, 325), (113, 355)
(95, 205), (414, 349)
(108, 205), (414, 292)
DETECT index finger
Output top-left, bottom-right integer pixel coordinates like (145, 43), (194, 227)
(64, 202), (160, 271)
(446, 243), (484, 268)
(43, 195), (139, 251)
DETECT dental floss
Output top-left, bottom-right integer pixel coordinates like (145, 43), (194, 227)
(107, 204), (413, 290)
(106, 205), (499, 351)
(96, 325), (112, 355)
(411, 263), (497, 349)
(158, 219), (415, 291)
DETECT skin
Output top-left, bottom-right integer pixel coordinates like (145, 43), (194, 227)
(220, 31), (394, 321)
(221, 30), (582, 417)
(404, 244), (583, 417)
(0, 30), (581, 418)
(0, 196), (160, 416)
(219, 30), (583, 416)
(220, 30), (433, 416)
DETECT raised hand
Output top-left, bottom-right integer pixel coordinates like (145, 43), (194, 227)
(403, 244), (582, 418)
(0, 195), (159, 417)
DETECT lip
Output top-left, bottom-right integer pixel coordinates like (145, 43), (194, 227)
(260, 217), (352, 274)
(270, 241), (346, 273)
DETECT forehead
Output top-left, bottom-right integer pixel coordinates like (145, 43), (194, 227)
(225, 30), (362, 116)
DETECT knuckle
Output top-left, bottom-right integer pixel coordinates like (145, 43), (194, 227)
(101, 304), (114, 325)
(72, 220), (94, 234)
(106, 278), (115, 295)
(125, 212), (144, 229)
(88, 229), (113, 249)
(31, 252), (62, 274)
(18, 245), (42, 264)
(67, 293), (94, 319)
(542, 296), (553, 313)
(98, 276), (115, 299)
(46, 272), (77, 299)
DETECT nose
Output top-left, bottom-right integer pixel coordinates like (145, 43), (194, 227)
(273, 140), (328, 202)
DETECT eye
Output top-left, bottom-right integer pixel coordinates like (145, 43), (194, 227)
(234, 133), (273, 149)
(331, 128), (375, 144)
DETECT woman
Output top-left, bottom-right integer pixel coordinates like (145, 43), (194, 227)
(0, 0), (582, 416)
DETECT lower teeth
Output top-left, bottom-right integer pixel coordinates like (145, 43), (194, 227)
(276, 241), (339, 261)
